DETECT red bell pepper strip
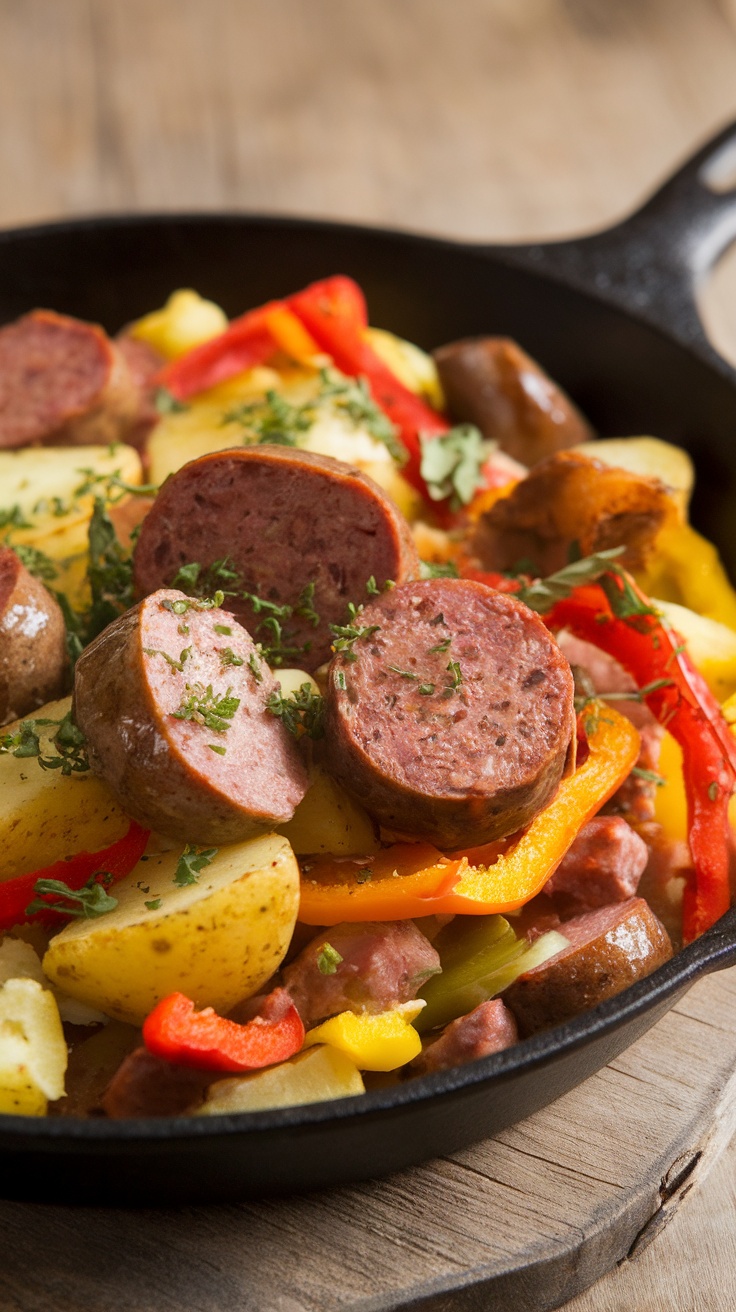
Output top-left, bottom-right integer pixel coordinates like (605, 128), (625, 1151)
(154, 302), (321, 401)
(142, 988), (305, 1073)
(287, 277), (449, 494)
(0, 820), (150, 931)
(542, 577), (736, 942)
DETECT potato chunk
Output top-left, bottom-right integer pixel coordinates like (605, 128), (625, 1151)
(0, 696), (130, 881)
(43, 833), (300, 1024)
(196, 1044), (365, 1115)
(0, 977), (67, 1115)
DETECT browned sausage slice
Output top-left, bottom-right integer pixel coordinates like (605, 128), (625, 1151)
(73, 588), (309, 844)
(433, 337), (593, 466)
(542, 815), (649, 911)
(504, 897), (673, 1035)
(0, 310), (139, 449)
(323, 578), (576, 848)
(0, 546), (67, 723)
(472, 450), (676, 576)
(132, 446), (419, 672)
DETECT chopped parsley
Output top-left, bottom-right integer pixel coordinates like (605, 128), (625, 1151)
(173, 845), (218, 887)
(11, 544), (59, 581)
(330, 601), (381, 656)
(26, 875), (117, 919)
(249, 652), (263, 683)
(0, 505), (33, 531)
(316, 942), (344, 975)
(419, 559), (459, 580)
(142, 645), (192, 672)
(208, 743), (227, 755)
(172, 684), (240, 733)
(428, 637), (452, 654)
(419, 425), (494, 509)
(214, 624), (232, 636)
(266, 683), (325, 739)
(160, 591), (225, 616)
(631, 767), (666, 787)
(154, 387), (189, 415)
(387, 664), (418, 681)
(356, 867), (373, 884)
(144, 898), (162, 911)
(0, 712), (89, 775)
(219, 647), (245, 667)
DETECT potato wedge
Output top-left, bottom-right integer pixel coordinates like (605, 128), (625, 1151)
(0, 977), (67, 1115)
(43, 833), (300, 1024)
(0, 445), (142, 544)
(128, 289), (228, 359)
(196, 1043), (365, 1115)
(277, 763), (377, 856)
(0, 696), (131, 880)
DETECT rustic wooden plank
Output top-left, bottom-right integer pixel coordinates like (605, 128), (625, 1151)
(1, 2), (736, 1308)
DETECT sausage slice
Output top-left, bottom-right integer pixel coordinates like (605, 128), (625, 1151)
(323, 578), (576, 848)
(410, 999), (518, 1076)
(433, 337), (593, 466)
(0, 546), (67, 723)
(132, 446), (419, 672)
(0, 310), (139, 449)
(73, 589), (309, 844)
(504, 897), (673, 1035)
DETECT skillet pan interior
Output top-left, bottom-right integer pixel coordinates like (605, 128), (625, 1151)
(2, 125), (736, 1201)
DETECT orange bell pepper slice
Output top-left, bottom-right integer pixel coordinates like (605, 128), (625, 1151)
(297, 704), (640, 924)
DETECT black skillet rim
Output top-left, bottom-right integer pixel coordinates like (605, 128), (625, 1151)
(0, 207), (735, 1146)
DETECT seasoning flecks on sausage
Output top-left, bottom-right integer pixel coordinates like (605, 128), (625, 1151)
(73, 588), (309, 844)
(504, 897), (673, 1035)
(0, 546), (68, 724)
(433, 337), (593, 466)
(0, 310), (140, 449)
(132, 445), (420, 672)
(323, 578), (576, 849)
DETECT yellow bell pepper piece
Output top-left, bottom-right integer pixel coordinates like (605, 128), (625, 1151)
(303, 1001), (425, 1071)
(641, 522), (736, 632)
(653, 731), (688, 843)
(129, 289), (228, 360)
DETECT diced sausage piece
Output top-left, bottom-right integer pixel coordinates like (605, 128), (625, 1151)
(472, 450), (676, 577)
(133, 446), (419, 672)
(411, 999), (518, 1076)
(557, 630), (657, 730)
(115, 334), (166, 447)
(324, 578), (576, 848)
(101, 1047), (211, 1118)
(0, 546), (67, 724)
(282, 921), (440, 1028)
(0, 310), (139, 449)
(73, 588), (309, 844)
(605, 724), (664, 825)
(543, 815), (649, 911)
(433, 337), (593, 466)
(504, 897), (673, 1035)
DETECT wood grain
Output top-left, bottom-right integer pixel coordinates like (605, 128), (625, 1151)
(1, 1), (736, 1307)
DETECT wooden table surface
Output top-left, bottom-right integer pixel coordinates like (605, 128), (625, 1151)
(2, 2), (736, 1307)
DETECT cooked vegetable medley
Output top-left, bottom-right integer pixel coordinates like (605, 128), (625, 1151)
(1, 276), (734, 1119)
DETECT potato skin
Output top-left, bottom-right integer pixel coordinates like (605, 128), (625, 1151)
(42, 833), (300, 1024)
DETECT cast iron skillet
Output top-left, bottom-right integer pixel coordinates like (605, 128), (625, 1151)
(2, 123), (736, 1205)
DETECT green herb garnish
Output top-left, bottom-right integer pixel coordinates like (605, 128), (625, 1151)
(316, 942), (344, 975)
(172, 684), (240, 733)
(173, 845), (218, 887)
(26, 876), (117, 919)
(266, 683), (325, 739)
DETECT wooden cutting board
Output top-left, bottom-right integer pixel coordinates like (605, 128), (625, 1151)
(1, 965), (734, 1312)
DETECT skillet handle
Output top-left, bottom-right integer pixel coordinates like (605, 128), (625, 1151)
(498, 119), (736, 376)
